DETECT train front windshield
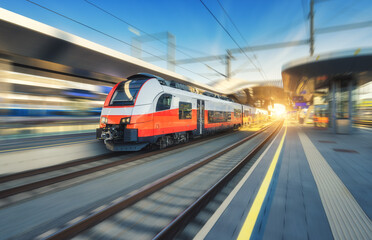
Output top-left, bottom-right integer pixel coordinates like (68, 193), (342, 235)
(109, 79), (147, 106)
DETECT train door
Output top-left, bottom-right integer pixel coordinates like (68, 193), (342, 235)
(197, 100), (205, 135)
(154, 93), (172, 136)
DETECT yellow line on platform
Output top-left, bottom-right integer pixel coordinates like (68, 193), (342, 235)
(0, 139), (97, 153)
(237, 121), (287, 240)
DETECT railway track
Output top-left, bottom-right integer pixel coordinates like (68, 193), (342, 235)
(0, 125), (259, 202)
(42, 120), (282, 239)
(154, 121), (282, 239)
(0, 152), (123, 184)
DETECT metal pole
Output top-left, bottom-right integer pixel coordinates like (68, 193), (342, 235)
(226, 51), (231, 80)
(310, 0), (315, 56)
(348, 77), (353, 133)
(131, 38), (142, 59)
(167, 32), (175, 72)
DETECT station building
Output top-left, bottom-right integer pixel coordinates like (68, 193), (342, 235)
(282, 48), (372, 134)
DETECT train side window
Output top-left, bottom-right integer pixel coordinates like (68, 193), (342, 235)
(234, 109), (242, 118)
(179, 102), (192, 119)
(208, 110), (231, 123)
(156, 94), (172, 111)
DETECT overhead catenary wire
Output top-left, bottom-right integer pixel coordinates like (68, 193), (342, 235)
(85, 0), (269, 81)
(215, 0), (267, 80)
(199, 0), (266, 81)
(83, 0), (176, 62)
(84, 0), (225, 79)
(176, 44), (213, 57)
(230, 58), (259, 77)
(25, 0), (214, 82)
(84, 0), (195, 60)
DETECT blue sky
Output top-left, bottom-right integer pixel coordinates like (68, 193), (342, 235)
(1, 0), (372, 86)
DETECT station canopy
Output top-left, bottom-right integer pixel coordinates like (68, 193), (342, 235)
(282, 48), (372, 96)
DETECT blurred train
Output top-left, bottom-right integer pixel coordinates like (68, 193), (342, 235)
(97, 73), (268, 151)
(0, 70), (109, 122)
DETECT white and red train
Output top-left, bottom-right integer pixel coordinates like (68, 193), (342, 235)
(96, 73), (268, 151)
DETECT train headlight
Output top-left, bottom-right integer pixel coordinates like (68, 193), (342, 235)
(100, 117), (108, 124)
(120, 117), (131, 124)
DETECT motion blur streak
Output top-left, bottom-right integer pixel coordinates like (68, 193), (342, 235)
(0, 67), (111, 139)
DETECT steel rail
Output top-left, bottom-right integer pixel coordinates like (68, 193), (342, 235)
(0, 127), (245, 199)
(153, 120), (283, 239)
(44, 121), (278, 240)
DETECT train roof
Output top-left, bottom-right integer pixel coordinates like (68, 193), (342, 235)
(130, 73), (236, 103)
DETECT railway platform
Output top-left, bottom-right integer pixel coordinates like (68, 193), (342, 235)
(194, 120), (372, 240)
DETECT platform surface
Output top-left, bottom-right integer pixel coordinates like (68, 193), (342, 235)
(196, 121), (372, 240)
